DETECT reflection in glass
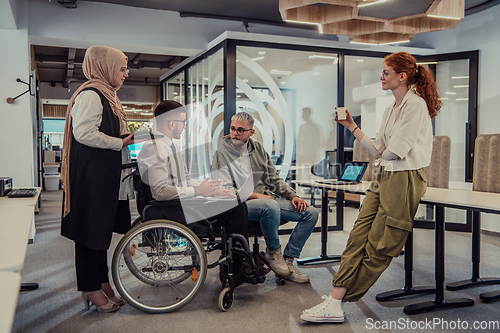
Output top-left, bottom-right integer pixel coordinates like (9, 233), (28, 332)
(236, 46), (338, 194)
(185, 48), (224, 179)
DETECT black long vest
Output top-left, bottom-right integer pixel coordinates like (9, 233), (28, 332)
(61, 87), (122, 250)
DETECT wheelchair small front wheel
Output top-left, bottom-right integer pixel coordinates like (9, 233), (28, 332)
(112, 220), (207, 313)
(275, 274), (286, 285)
(218, 287), (233, 312)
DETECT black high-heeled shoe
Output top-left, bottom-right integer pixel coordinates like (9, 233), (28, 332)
(82, 290), (120, 313)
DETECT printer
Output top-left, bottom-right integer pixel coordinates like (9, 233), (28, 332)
(0, 177), (13, 196)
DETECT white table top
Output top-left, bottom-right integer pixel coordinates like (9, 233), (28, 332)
(0, 205), (35, 272)
(0, 188), (41, 207)
(0, 271), (21, 333)
(294, 180), (500, 214)
(422, 187), (500, 214)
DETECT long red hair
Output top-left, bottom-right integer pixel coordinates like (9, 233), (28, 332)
(384, 52), (441, 119)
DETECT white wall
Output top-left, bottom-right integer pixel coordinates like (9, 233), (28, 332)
(0, 0), (35, 187)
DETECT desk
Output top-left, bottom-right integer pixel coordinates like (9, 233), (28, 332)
(293, 181), (500, 314)
(0, 188), (41, 241)
(0, 188), (41, 207)
(0, 188), (41, 332)
(404, 187), (500, 314)
(0, 206), (35, 272)
(0, 271), (21, 333)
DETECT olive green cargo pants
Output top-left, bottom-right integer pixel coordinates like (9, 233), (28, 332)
(331, 166), (427, 302)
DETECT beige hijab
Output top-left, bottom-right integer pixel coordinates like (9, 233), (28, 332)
(61, 45), (128, 216)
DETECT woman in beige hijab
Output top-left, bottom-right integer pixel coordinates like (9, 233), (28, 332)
(60, 45), (135, 313)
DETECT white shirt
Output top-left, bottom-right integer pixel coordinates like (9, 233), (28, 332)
(71, 90), (134, 199)
(370, 89), (433, 171)
(71, 90), (123, 151)
(137, 133), (200, 200)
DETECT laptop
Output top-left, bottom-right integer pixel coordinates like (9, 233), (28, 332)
(315, 162), (369, 185)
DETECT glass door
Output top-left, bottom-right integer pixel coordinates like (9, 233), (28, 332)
(415, 51), (478, 230)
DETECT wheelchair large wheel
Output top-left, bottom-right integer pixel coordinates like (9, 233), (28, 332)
(112, 220), (207, 313)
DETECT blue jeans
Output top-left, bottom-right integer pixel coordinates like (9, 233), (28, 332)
(246, 198), (318, 258)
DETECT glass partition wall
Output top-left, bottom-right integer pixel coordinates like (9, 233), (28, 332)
(236, 46), (338, 190)
(161, 38), (478, 232)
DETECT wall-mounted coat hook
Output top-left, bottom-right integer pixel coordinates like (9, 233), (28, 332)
(6, 75), (34, 104)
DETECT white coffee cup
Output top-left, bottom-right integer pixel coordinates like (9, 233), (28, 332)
(336, 107), (347, 120)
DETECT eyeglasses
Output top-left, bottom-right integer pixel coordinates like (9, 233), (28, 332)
(230, 126), (252, 135)
(379, 71), (400, 78)
(171, 119), (187, 125)
(120, 68), (130, 75)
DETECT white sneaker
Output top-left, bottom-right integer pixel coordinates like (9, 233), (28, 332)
(302, 295), (345, 315)
(300, 295), (345, 323)
(284, 257), (310, 283)
(264, 246), (290, 276)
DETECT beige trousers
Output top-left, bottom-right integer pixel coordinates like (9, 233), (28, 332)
(332, 166), (427, 302)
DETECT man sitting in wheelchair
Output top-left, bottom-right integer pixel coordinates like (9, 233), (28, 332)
(136, 100), (264, 289)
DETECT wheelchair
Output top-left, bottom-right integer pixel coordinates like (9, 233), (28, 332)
(111, 163), (285, 313)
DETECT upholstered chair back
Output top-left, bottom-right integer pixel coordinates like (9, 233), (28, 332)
(424, 136), (451, 189)
(473, 134), (500, 193)
(353, 139), (377, 181)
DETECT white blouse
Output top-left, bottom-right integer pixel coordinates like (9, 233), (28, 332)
(370, 89), (433, 171)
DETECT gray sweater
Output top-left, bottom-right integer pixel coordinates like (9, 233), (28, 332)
(211, 135), (297, 201)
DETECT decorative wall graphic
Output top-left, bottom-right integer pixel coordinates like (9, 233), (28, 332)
(235, 51), (294, 179)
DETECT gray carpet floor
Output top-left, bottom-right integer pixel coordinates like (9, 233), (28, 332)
(12, 190), (500, 332)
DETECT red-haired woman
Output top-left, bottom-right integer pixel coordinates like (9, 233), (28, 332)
(301, 51), (441, 323)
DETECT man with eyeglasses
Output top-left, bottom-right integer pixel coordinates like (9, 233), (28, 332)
(137, 100), (252, 283)
(212, 112), (318, 283)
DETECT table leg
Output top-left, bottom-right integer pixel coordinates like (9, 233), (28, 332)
(376, 231), (435, 302)
(20, 283), (39, 291)
(298, 188), (342, 265)
(447, 211), (500, 292)
(404, 205), (474, 315)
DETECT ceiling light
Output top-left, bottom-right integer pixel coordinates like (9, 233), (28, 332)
(445, 91), (457, 95)
(452, 76), (469, 79)
(285, 20), (322, 33)
(453, 85), (469, 88)
(349, 41), (378, 46)
(308, 55), (337, 60)
(455, 98), (469, 101)
(242, 79), (249, 82)
(427, 14), (461, 20)
(251, 57), (265, 61)
(378, 40), (411, 46)
(270, 70), (292, 75)
(416, 62), (438, 65)
(358, 0), (387, 8)
(439, 97), (449, 101)
(258, 51), (266, 55)
(173, 92), (178, 95)
(357, 59), (364, 62)
(140, 112), (152, 116)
